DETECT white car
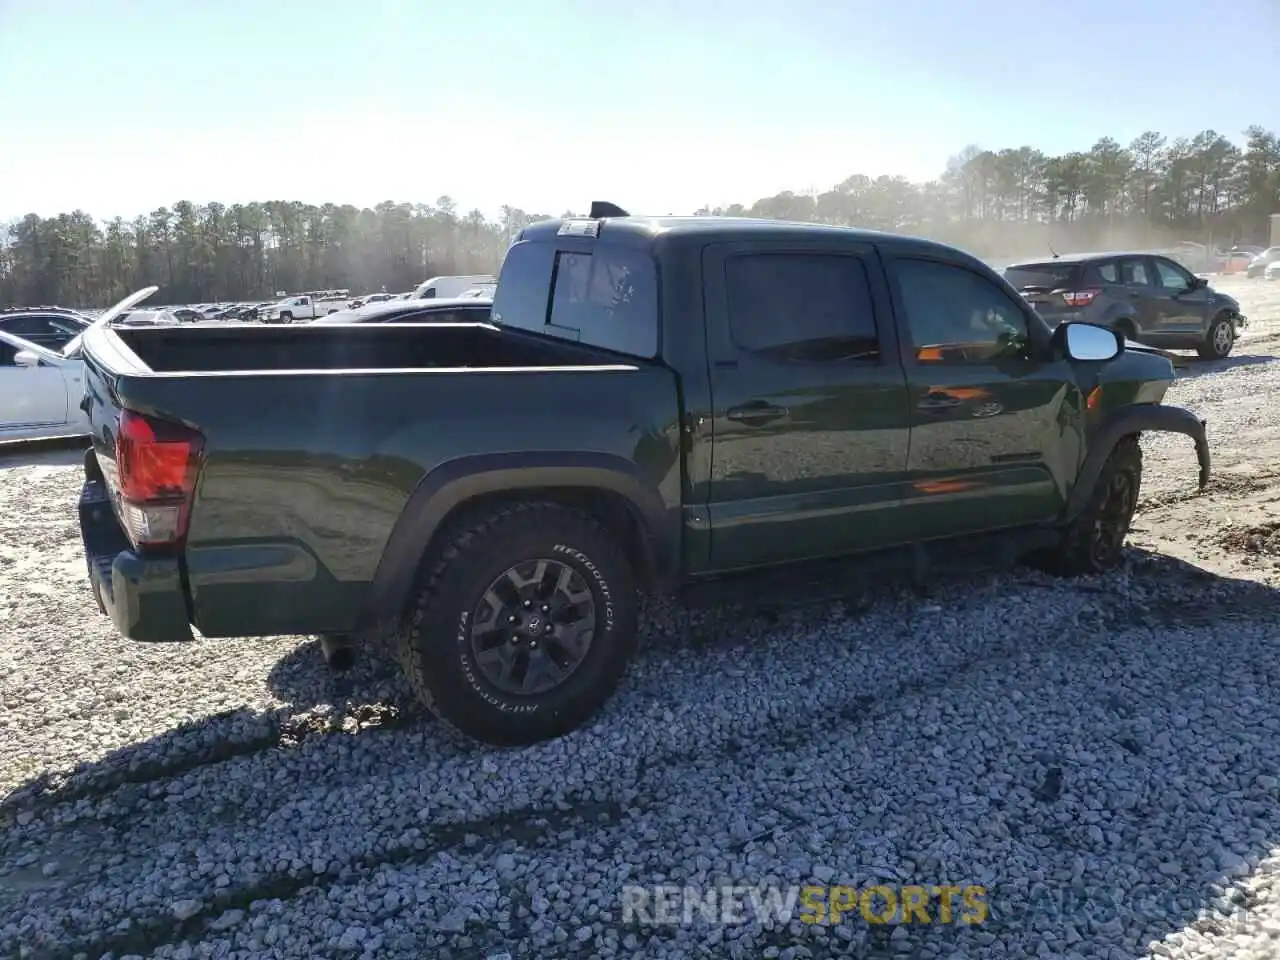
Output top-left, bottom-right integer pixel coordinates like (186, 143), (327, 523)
(115, 308), (179, 326)
(1, 286), (158, 443)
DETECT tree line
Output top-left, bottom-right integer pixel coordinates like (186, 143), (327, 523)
(2, 125), (1276, 309)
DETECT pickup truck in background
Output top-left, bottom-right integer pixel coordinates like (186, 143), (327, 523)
(260, 293), (351, 323)
(76, 205), (1211, 746)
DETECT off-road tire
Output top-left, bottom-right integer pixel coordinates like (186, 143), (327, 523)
(1198, 313), (1235, 360)
(394, 501), (638, 745)
(1038, 436), (1143, 577)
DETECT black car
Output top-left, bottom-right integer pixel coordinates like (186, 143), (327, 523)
(309, 296), (492, 326)
(1003, 252), (1247, 359)
(0, 309), (91, 350)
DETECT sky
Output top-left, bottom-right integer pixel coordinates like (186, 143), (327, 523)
(1, 0), (1277, 224)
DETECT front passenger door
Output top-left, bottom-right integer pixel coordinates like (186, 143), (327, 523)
(1151, 257), (1210, 336)
(886, 256), (1082, 540)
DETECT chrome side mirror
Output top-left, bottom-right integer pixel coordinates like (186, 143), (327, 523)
(1062, 322), (1122, 361)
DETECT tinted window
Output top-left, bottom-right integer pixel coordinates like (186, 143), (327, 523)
(1120, 258), (1151, 285)
(895, 259), (1030, 364)
(1152, 258), (1191, 292)
(1003, 264), (1078, 290)
(725, 254), (878, 362)
(1087, 261), (1119, 283)
(0, 315), (44, 336)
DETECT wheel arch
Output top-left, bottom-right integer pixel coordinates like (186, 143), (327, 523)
(363, 452), (680, 630)
(1104, 308), (1139, 338)
(1064, 404), (1210, 521)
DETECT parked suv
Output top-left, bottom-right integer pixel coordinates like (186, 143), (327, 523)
(1004, 253), (1247, 359)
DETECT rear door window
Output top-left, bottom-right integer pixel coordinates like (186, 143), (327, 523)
(1085, 261), (1119, 284)
(1119, 258), (1153, 286)
(724, 253), (879, 361)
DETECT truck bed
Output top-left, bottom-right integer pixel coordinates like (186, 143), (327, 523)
(107, 321), (615, 373)
(79, 320), (683, 639)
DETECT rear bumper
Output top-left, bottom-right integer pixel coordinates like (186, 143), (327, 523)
(79, 473), (194, 643)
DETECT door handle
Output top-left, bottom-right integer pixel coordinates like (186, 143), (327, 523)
(726, 402), (788, 425)
(917, 396), (962, 411)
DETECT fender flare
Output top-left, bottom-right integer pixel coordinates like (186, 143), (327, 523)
(1064, 404), (1210, 520)
(363, 451), (679, 626)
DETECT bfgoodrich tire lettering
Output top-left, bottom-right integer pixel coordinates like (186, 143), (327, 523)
(395, 501), (638, 745)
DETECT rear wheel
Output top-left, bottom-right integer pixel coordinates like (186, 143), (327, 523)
(395, 502), (638, 745)
(1198, 314), (1235, 360)
(1113, 319), (1136, 343)
(1036, 437), (1142, 576)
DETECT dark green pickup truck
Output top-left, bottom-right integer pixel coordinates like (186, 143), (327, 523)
(77, 205), (1211, 745)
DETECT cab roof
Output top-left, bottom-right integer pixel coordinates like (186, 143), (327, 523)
(516, 211), (978, 263)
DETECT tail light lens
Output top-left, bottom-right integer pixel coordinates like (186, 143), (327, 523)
(1061, 289), (1101, 307)
(114, 409), (204, 548)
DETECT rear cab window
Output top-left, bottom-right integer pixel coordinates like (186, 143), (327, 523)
(491, 234), (659, 359)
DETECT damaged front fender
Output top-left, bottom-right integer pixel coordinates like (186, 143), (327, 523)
(1066, 404), (1210, 521)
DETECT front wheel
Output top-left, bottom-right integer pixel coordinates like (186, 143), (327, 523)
(395, 502), (638, 745)
(279, 312), (293, 324)
(1035, 437), (1142, 577)
(1198, 314), (1235, 359)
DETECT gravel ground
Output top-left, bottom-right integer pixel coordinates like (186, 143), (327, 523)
(4, 275), (1280, 960)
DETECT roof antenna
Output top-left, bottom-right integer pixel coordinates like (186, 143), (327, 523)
(589, 201), (630, 218)
(1048, 242), (1060, 259)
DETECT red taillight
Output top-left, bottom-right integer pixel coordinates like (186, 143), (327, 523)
(1061, 289), (1101, 307)
(114, 409), (204, 547)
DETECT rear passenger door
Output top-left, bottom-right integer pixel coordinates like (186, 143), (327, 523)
(703, 241), (913, 571)
(885, 255), (1080, 540)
